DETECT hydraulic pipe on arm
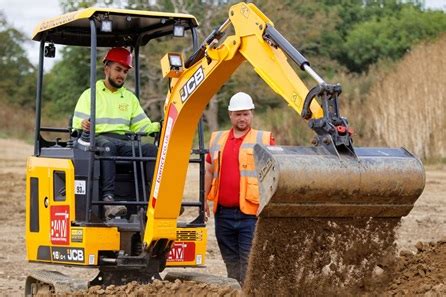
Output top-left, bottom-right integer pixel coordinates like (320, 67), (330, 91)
(142, 2), (325, 256)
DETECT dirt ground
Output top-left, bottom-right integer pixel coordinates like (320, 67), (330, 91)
(0, 138), (445, 296)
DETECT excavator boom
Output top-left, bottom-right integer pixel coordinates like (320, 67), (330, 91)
(144, 1), (425, 255)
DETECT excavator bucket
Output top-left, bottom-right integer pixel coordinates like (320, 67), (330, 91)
(254, 144), (425, 218)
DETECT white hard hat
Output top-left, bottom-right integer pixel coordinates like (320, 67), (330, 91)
(228, 92), (255, 111)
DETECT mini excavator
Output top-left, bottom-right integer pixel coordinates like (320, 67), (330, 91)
(25, 2), (425, 295)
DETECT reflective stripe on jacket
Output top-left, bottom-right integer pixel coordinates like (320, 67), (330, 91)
(72, 80), (159, 135)
(207, 129), (271, 215)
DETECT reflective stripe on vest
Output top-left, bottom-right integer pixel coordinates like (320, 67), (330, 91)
(207, 129), (271, 215)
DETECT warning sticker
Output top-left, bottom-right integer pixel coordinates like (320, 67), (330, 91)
(152, 105), (178, 208)
(88, 254), (95, 265)
(71, 228), (83, 243)
(74, 180), (86, 195)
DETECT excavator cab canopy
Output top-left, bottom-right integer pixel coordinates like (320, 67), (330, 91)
(32, 7), (198, 47)
(32, 7), (200, 157)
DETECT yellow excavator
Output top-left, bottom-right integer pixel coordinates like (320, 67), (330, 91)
(25, 2), (425, 295)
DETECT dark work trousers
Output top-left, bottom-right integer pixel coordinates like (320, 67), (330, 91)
(214, 205), (257, 285)
(95, 134), (157, 197)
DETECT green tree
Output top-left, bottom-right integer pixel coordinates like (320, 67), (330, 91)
(43, 46), (91, 114)
(0, 12), (35, 107)
(316, 0), (446, 72)
(43, 0), (102, 116)
(342, 7), (446, 71)
(128, 0), (235, 129)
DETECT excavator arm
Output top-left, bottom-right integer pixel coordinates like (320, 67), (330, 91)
(142, 1), (323, 254)
(142, 2), (424, 261)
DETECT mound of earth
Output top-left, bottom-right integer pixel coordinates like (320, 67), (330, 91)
(55, 279), (241, 297)
(384, 240), (446, 295)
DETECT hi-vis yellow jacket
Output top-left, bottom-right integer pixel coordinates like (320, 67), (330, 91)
(207, 129), (271, 215)
(72, 80), (160, 135)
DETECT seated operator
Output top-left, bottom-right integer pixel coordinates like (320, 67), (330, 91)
(72, 47), (160, 220)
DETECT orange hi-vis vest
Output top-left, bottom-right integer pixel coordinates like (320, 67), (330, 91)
(207, 129), (271, 215)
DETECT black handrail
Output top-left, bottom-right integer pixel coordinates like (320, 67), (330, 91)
(85, 18), (97, 222)
(34, 37), (46, 157)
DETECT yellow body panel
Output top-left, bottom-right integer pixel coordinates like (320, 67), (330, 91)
(25, 155), (205, 267)
(25, 156), (121, 266)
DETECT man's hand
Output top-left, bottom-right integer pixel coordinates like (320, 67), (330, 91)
(81, 119), (90, 132)
(204, 200), (210, 222)
(152, 122), (161, 133)
(204, 160), (213, 223)
(147, 122), (161, 137)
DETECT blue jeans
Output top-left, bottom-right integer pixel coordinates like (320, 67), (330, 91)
(96, 134), (157, 196)
(214, 205), (257, 284)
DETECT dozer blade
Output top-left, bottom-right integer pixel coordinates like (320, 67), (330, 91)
(254, 144), (425, 218)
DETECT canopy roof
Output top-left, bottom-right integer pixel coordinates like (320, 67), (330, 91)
(32, 7), (199, 47)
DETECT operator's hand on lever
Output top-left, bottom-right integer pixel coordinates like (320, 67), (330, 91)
(147, 121), (161, 136)
(81, 119), (91, 132)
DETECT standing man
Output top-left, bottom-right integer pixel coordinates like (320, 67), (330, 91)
(205, 92), (275, 285)
(72, 47), (160, 219)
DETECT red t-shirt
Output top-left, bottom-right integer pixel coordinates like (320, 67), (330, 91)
(206, 129), (275, 207)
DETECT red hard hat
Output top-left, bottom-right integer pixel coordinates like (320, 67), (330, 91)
(103, 47), (133, 69)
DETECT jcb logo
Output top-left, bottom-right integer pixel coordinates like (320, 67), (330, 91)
(67, 248), (84, 262)
(52, 247), (85, 263)
(180, 67), (204, 102)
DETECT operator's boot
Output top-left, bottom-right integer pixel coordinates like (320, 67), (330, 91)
(103, 194), (127, 219)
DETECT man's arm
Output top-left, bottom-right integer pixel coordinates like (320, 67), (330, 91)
(72, 90), (91, 130)
(129, 98), (160, 135)
(204, 155), (214, 219)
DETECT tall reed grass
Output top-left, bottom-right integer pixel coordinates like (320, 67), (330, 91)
(254, 106), (313, 145)
(255, 36), (446, 162)
(365, 35), (446, 161)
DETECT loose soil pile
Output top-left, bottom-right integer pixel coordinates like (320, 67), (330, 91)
(384, 240), (446, 295)
(244, 218), (400, 296)
(51, 279), (241, 297)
